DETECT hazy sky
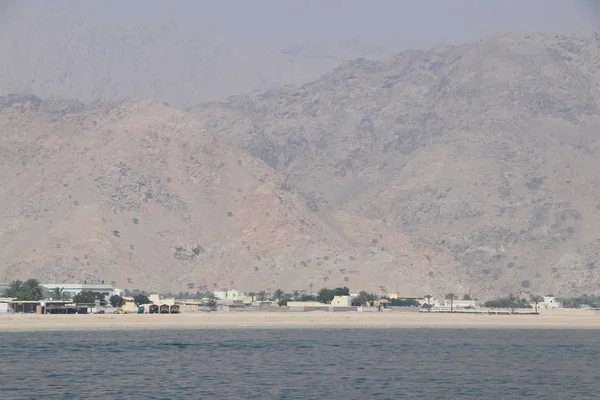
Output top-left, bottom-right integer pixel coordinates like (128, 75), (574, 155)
(3, 0), (599, 50)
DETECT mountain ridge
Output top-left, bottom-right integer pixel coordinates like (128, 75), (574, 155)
(4, 32), (600, 297)
(193, 32), (600, 296)
(0, 94), (464, 296)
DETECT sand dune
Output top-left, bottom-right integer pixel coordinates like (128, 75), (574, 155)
(1, 311), (600, 332)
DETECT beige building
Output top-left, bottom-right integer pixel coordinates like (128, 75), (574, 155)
(435, 299), (477, 309)
(213, 289), (251, 302)
(331, 295), (352, 307)
(287, 301), (323, 308)
(121, 297), (138, 313)
(287, 297), (355, 312)
(149, 294), (174, 306)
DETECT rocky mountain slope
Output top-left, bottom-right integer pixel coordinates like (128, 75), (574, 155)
(0, 95), (463, 295)
(0, 12), (385, 108)
(194, 33), (600, 297)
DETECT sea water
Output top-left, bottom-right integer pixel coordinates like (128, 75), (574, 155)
(1, 328), (599, 399)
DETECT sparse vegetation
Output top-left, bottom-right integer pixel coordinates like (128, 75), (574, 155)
(2, 279), (44, 301)
(352, 291), (378, 307)
(445, 293), (456, 312)
(49, 287), (70, 300)
(559, 295), (600, 309)
(256, 291), (267, 301)
(385, 298), (419, 307)
(133, 294), (152, 306)
(73, 291), (106, 306)
(109, 294), (126, 307)
(272, 289), (284, 301)
(484, 295), (532, 310)
(317, 287), (350, 304)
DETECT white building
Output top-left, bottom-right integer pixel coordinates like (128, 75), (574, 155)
(0, 301), (10, 314)
(41, 283), (118, 299)
(543, 296), (561, 309)
(213, 289), (243, 301)
(436, 299), (477, 309)
(149, 294), (175, 306)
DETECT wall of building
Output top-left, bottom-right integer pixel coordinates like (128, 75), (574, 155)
(41, 283), (116, 299)
(389, 307), (420, 313)
(213, 290), (245, 301)
(287, 301), (323, 307)
(218, 304), (247, 312)
(122, 299), (138, 313)
(331, 307), (357, 312)
(437, 300), (477, 308)
(287, 306), (331, 312)
(331, 296), (352, 307)
(149, 294), (175, 305)
(543, 297), (560, 308)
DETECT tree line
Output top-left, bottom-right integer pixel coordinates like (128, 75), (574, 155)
(0, 279), (152, 308)
(6, 279), (596, 310)
(2, 279), (44, 301)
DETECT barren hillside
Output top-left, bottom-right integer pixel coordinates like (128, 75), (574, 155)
(194, 33), (600, 296)
(0, 95), (464, 295)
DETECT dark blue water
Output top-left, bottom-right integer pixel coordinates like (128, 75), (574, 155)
(1, 329), (599, 399)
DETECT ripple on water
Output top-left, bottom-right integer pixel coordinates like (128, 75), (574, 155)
(1, 328), (600, 399)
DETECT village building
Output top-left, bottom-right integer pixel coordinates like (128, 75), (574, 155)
(40, 283), (121, 299)
(330, 295), (352, 307)
(542, 296), (561, 309)
(287, 295), (355, 312)
(0, 298), (90, 314)
(213, 289), (243, 301)
(436, 299), (478, 309)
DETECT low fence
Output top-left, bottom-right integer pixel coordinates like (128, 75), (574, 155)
(421, 307), (538, 314)
(389, 307), (420, 313)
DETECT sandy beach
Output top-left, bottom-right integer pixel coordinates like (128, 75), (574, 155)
(1, 310), (600, 331)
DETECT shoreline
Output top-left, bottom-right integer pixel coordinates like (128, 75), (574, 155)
(1, 311), (600, 332)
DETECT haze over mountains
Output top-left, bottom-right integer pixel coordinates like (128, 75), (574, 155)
(0, 11), (386, 107)
(2, 3), (600, 297)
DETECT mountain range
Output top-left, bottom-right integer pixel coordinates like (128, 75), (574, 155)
(3, 32), (600, 297)
(193, 32), (600, 297)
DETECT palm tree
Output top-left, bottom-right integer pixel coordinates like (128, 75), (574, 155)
(51, 287), (66, 300)
(272, 289), (284, 301)
(445, 293), (456, 312)
(22, 279), (43, 301)
(424, 294), (432, 312)
(531, 295), (543, 314)
(508, 293), (518, 313)
(4, 280), (24, 298)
